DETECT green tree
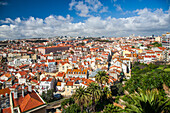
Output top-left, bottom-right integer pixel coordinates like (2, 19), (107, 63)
(102, 86), (112, 109)
(103, 104), (121, 113)
(103, 86), (112, 100)
(70, 50), (74, 54)
(95, 71), (109, 89)
(116, 83), (124, 95)
(72, 86), (91, 112)
(122, 88), (169, 113)
(46, 89), (54, 102)
(63, 103), (81, 113)
(41, 89), (54, 103)
(61, 98), (75, 110)
(87, 82), (102, 112)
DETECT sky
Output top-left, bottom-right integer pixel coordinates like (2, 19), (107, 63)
(0, 0), (170, 40)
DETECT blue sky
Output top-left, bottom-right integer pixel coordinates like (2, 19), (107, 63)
(0, 0), (170, 39)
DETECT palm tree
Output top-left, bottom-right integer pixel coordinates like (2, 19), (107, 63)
(87, 82), (102, 112)
(103, 86), (112, 100)
(72, 86), (91, 112)
(122, 88), (169, 113)
(95, 71), (109, 90)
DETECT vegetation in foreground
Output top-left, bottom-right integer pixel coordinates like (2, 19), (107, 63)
(61, 63), (170, 113)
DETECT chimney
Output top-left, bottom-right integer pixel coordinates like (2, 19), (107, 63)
(22, 85), (25, 97)
(14, 90), (18, 99)
(28, 85), (32, 92)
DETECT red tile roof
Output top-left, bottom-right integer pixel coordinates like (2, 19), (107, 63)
(1, 73), (11, 78)
(13, 90), (45, 112)
(2, 107), (12, 113)
(57, 82), (61, 86)
(56, 72), (65, 77)
(41, 77), (53, 82)
(0, 88), (10, 97)
(66, 81), (73, 86)
(19, 71), (27, 76)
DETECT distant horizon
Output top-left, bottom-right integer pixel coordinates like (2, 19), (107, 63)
(0, 0), (170, 40)
(0, 33), (165, 41)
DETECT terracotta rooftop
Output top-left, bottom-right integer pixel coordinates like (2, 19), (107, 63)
(1, 73), (11, 78)
(0, 88), (10, 97)
(66, 81), (73, 86)
(13, 90), (45, 112)
(2, 107), (11, 113)
(56, 72), (65, 77)
(57, 82), (61, 86)
(41, 77), (53, 82)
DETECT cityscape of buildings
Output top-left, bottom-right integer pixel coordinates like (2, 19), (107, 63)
(0, 32), (169, 113)
(0, 0), (170, 112)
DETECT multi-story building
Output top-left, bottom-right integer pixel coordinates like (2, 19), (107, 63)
(162, 32), (170, 48)
(37, 46), (70, 55)
(66, 69), (88, 79)
(39, 77), (55, 94)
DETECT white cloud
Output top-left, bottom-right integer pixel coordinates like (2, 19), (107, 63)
(0, 8), (170, 39)
(69, 0), (108, 17)
(0, 2), (8, 6)
(114, 4), (123, 11)
(100, 6), (108, 13)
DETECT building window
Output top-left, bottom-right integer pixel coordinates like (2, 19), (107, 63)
(67, 86), (69, 88)
(71, 86), (73, 88)
(67, 89), (69, 91)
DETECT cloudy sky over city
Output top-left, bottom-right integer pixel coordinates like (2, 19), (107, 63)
(0, 0), (170, 40)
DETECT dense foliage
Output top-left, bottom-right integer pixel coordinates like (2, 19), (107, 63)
(61, 65), (170, 113)
(125, 63), (170, 93)
(61, 71), (113, 112)
(41, 89), (62, 103)
(151, 42), (162, 47)
(122, 88), (169, 113)
(103, 104), (121, 113)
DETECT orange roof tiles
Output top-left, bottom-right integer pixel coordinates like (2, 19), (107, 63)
(66, 81), (73, 86)
(41, 77), (53, 82)
(57, 82), (61, 86)
(2, 107), (11, 113)
(19, 71), (27, 76)
(56, 72), (65, 77)
(1, 73), (11, 78)
(0, 88), (10, 97)
(66, 69), (87, 74)
(13, 90), (45, 112)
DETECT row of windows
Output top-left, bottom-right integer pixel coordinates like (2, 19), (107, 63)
(68, 72), (86, 74)
(67, 89), (74, 93)
(62, 66), (69, 69)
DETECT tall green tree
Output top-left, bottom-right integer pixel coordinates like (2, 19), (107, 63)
(87, 82), (102, 112)
(72, 86), (91, 112)
(95, 71), (109, 89)
(122, 88), (169, 113)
